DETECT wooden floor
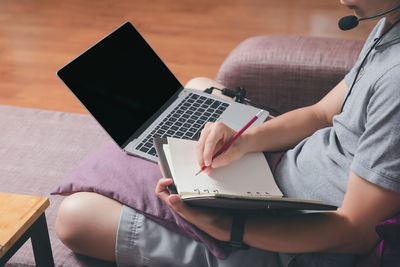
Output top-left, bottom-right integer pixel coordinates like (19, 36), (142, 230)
(0, 0), (375, 113)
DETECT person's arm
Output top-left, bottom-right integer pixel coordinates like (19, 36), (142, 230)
(197, 79), (348, 170)
(156, 171), (400, 254)
(243, 171), (400, 253)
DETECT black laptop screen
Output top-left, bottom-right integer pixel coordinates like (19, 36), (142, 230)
(57, 22), (182, 146)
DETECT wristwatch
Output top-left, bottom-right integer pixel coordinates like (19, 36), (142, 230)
(229, 215), (249, 249)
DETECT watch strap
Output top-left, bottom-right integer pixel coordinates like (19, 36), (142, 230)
(229, 215), (249, 249)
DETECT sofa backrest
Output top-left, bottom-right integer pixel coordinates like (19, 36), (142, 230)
(216, 35), (364, 113)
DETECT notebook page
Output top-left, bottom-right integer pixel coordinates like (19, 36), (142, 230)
(166, 137), (282, 197)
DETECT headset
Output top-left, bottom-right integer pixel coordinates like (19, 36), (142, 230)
(339, 4), (400, 31)
(339, 4), (400, 111)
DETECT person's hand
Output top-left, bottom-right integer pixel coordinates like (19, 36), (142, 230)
(196, 122), (247, 175)
(155, 177), (231, 241)
(155, 178), (197, 222)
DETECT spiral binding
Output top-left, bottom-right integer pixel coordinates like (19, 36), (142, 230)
(193, 189), (270, 195)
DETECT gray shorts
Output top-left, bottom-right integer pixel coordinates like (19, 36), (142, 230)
(115, 205), (356, 267)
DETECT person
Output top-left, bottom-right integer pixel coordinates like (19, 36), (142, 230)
(55, 0), (400, 266)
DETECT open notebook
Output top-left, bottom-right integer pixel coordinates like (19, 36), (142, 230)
(154, 137), (336, 211)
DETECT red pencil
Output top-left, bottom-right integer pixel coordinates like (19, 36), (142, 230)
(195, 110), (264, 176)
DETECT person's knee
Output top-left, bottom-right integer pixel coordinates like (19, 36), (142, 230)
(185, 77), (233, 101)
(185, 77), (225, 91)
(56, 192), (121, 261)
(55, 192), (94, 250)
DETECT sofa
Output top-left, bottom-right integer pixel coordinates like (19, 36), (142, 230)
(4, 34), (397, 266)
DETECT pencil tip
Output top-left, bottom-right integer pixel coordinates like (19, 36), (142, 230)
(195, 169), (202, 176)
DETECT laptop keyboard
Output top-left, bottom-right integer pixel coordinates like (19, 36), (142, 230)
(135, 93), (229, 156)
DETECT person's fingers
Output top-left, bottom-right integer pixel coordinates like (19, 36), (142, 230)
(155, 178), (173, 202)
(211, 148), (237, 168)
(196, 122), (212, 166)
(204, 166), (213, 176)
(203, 122), (227, 166)
(167, 194), (198, 221)
(196, 122), (238, 173)
(168, 194), (185, 209)
(155, 178), (172, 194)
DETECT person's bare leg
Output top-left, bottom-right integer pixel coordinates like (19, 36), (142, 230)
(55, 192), (122, 262)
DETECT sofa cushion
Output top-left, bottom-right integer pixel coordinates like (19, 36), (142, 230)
(376, 213), (400, 246)
(355, 214), (400, 267)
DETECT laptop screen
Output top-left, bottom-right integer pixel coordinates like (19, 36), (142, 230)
(57, 22), (182, 146)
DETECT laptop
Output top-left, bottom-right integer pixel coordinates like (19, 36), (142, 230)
(57, 22), (269, 162)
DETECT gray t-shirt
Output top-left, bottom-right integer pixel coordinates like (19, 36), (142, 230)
(274, 18), (400, 208)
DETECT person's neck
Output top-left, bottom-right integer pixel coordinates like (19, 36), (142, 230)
(383, 11), (400, 32)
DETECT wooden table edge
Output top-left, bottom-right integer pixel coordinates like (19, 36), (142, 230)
(0, 193), (50, 258)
